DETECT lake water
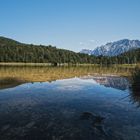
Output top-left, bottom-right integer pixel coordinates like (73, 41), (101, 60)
(0, 66), (140, 140)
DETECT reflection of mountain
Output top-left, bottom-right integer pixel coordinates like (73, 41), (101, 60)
(81, 76), (130, 90)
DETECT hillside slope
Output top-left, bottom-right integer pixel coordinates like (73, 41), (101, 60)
(0, 37), (94, 64)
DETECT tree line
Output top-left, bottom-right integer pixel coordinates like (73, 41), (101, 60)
(0, 37), (140, 65)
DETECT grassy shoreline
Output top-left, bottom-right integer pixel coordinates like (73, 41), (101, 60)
(0, 62), (101, 67)
(0, 62), (139, 68)
(0, 63), (139, 89)
(0, 62), (52, 66)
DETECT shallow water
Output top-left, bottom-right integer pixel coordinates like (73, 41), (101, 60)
(0, 66), (140, 140)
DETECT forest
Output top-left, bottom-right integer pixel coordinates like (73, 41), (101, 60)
(0, 37), (140, 65)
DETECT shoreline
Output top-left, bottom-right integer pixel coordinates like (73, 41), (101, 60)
(0, 62), (99, 67)
(0, 62), (139, 68)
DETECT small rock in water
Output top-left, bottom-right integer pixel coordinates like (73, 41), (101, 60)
(80, 112), (105, 123)
(80, 112), (107, 136)
(80, 112), (95, 120)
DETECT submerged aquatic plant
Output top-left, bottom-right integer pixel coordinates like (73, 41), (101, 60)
(80, 112), (107, 136)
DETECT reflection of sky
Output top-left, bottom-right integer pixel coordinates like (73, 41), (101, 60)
(0, 76), (130, 112)
(0, 76), (132, 116)
(0, 77), (129, 105)
(54, 78), (99, 91)
(0, 76), (130, 93)
(0, 78), (140, 140)
(54, 77), (129, 91)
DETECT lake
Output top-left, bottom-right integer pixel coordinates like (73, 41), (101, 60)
(0, 66), (140, 140)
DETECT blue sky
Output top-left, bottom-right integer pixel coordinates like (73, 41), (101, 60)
(0, 0), (140, 52)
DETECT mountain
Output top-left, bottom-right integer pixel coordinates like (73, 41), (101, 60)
(80, 39), (140, 56)
(80, 49), (92, 55)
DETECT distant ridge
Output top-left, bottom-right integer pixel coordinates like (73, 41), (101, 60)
(80, 39), (140, 56)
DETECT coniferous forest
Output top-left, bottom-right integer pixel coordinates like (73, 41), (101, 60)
(0, 36), (140, 65)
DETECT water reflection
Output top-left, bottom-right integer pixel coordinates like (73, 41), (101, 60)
(81, 76), (130, 90)
(0, 66), (140, 140)
(130, 68), (140, 107)
(0, 77), (26, 89)
(0, 66), (132, 89)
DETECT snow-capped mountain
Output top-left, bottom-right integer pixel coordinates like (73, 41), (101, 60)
(80, 39), (140, 56)
(80, 49), (93, 54)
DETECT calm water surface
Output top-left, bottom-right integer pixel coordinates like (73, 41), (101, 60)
(0, 66), (140, 140)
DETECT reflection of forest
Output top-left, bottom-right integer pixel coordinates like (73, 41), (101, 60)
(130, 68), (140, 107)
(0, 77), (26, 89)
(0, 66), (133, 89)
